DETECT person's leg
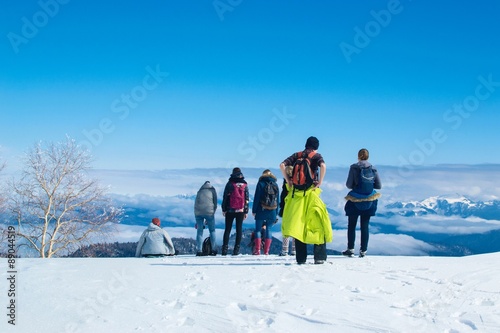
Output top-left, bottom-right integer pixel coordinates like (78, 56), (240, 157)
(291, 238), (296, 255)
(254, 219), (263, 239)
(222, 212), (234, 255)
(263, 221), (273, 255)
(265, 221), (273, 240)
(253, 219), (263, 255)
(347, 215), (359, 250)
(195, 216), (205, 253)
(233, 212), (244, 255)
(313, 243), (327, 263)
(206, 214), (217, 254)
(360, 215), (371, 253)
(281, 236), (290, 255)
(295, 238), (307, 264)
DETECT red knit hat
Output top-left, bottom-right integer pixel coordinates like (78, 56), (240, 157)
(152, 217), (161, 226)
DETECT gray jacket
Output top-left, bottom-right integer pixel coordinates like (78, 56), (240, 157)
(135, 223), (175, 257)
(194, 181), (217, 216)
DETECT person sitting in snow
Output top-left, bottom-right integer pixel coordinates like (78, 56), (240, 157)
(135, 217), (176, 257)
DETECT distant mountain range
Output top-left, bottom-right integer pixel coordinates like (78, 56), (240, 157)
(115, 193), (500, 257)
(381, 195), (500, 220)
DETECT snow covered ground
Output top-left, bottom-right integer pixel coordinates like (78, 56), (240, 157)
(2, 253), (499, 332)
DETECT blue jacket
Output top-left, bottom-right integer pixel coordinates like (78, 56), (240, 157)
(252, 172), (279, 222)
(135, 223), (175, 257)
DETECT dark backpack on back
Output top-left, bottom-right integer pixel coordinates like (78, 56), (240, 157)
(261, 180), (279, 210)
(229, 182), (247, 211)
(291, 151), (317, 192)
(202, 237), (212, 256)
(356, 166), (375, 195)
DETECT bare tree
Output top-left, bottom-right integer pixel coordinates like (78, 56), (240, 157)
(9, 137), (122, 258)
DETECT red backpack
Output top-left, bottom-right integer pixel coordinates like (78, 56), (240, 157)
(229, 182), (247, 212)
(291, 151), (317, 194)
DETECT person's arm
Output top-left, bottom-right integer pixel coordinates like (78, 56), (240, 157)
(280, 162), (292, 187)
(252, 181), (262, 216)
(244, 183), (250, 218)
(373, 168), (382, 190)
(346, 166), (356, 189)
(212, 188), (218, 212)
(315, 162), (326, 188)
(275, 181), (280, 217)
(163, 230), (175, 255)
(135, 232), (146, 257)
(221, 182), (230, 216)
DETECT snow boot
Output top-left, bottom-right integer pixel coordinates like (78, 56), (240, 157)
(221, 244), (228, 256)
(342, 249), (354, 257)
(232, 244), (240, 256)
(253, 238), (261, 255)
(264, 239), (272, 255)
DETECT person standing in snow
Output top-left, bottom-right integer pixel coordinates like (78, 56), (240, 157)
(279, 136), (333, 264)
(342, 148), (382, 258)
(221, 167), (249, 256)
(278, 166), (295, 256)
(252, 169), (280, 255)
(135, 217), (176, 257)
(194, 181), (218, 256)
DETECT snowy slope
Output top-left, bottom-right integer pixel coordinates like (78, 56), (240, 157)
(2, 253), (499, 333)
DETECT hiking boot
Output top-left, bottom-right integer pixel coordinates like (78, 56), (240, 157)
(314, 260), (325, 265)
(359, 251), (366, 258)
(232, 245), (240, 256)
(342, 249), (355, 257)
(264, 239), (272, 255)
(196, 252), (203, 256)
(221, 245), (228, 256)
(210, 250), (217, 256)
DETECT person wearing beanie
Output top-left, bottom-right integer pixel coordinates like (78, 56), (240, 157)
(342, 148), (382, 258)
(252, 169), (280, 255)
(194, 181), (218, 256)
(135, 217), (176, 257)
(305, 136), (319, 150)
(279, 136), (333, 264)
(221, 167), (249, 256)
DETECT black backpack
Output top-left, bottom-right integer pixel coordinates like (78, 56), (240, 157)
(202, 237), (212, 256)
(260, 180), (279, 210)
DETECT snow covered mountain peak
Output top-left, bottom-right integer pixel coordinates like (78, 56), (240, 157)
(383, 195), (499, 219)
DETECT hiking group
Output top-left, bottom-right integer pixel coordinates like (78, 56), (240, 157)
(136, 136), (382, 264)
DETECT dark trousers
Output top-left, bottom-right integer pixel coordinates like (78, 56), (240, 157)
(295, 238), (327, 263)
(223, 212), (244, 248)
(347, 214), (370, 252)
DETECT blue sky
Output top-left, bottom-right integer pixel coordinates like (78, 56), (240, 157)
(1, 0), (500, 171)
